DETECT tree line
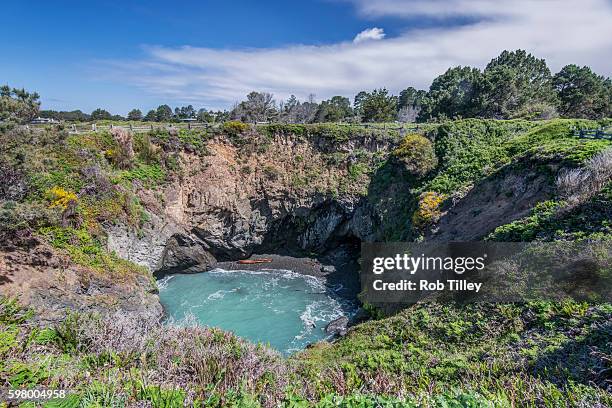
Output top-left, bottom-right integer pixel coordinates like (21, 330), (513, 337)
(231, 50), (611, 123)
(3, 49), (611, 125)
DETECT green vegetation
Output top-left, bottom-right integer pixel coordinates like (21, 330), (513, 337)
(2, 103), (612, 406)
(0, 85), (40, 125)
(1, 297), (609, 407)
(393, 134), (437, 177)
(27, 49), (611, 127)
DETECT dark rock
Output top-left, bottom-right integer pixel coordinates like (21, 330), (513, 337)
(158, 234), (217, 274)
(321, 265), (336, 273)
(325, 316), (349, 336)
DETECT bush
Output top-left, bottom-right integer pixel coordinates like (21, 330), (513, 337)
(46, 186), (77, 210)
(511, 102), (559, 120)
(557, 147), (612, 205)
(223, 121), (249, 137)
(393, 134), (437, 177)
(412, 191), (446, 230)
(110, 128), (135, 169)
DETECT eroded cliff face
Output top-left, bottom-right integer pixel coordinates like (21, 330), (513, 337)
(0, 234), (162, 324)
(106, 132), (562, 277)
(428, 160), (557, 241)
(107, 134), (399, 276)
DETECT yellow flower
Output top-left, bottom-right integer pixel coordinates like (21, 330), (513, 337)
(412, 191), (446, 230)
(47, 186), (78, 209)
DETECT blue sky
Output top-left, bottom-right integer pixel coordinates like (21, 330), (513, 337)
(2, 0), (611, 115)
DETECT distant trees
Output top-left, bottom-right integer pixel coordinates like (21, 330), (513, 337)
(315, 96), (353, 122)
(553, 64), (611, 119)
(280, 94), (319, 123)
(174, 105), (196, 120)
(479, 50), (557, 118)
(155, 105), (173, 122)
(231, 91), (277, 122)
(397, 87), (426, 122)
(6, 49), (610, 126)
(416, 50), (607, 121)
(90, 108), (112, 121)
(418, 66), (483, 121)
(0, 85), (40, 123)
(359, 89), (398, 122)
(127, 109), (142, 121)
(40, 110), (90, 121)
(143, 109), (157, 122)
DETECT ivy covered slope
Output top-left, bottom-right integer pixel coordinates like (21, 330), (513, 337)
(294, 118), (612, 407)
(0, 118), (611, 407)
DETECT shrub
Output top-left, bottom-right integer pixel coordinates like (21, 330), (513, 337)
(511, 102), (559, 120)
(412, 191), (446, 230)
(557, 147), (612, 205)
(110, 128), (135, 169)
(263, 165), (281, 181)
(134, 133), (161, 164)
(223, 121), (249, 137)
(46, 186), (77, 210)
(393, 134), (437, 177)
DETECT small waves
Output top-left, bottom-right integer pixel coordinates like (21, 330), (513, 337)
(158, 268), (359, 354)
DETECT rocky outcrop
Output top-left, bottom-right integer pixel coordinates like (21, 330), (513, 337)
(325, 316), (349, 336)
(158, 234), (217, 275)
(429, 161), (557, 241)
(0, 235), (162, 324)
(109, 136), (396, 276)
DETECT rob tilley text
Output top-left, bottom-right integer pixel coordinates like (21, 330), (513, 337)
(371, 253), (487, 293)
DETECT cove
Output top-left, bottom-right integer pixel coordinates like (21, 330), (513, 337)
(158, 268), (358, 354)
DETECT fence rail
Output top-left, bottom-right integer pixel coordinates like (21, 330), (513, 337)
(573, 128), (612, 140)
(26, 121), (422, 135)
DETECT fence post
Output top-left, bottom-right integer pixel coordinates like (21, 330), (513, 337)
(188, 122), (191, 130)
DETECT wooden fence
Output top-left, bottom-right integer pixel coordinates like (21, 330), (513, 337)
(26, 121), (422, 135)
(573, 128), (612, 140)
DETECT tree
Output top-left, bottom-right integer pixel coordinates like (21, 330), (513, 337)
(553, 64), (611, 119)
(360, 89), (398, 122)
(398, 87), (427, 122)
(353, 91), (368, 119)
(155, 105), (173, 122)
(279, 95), (300, 123)
(197, 108), (214, 123)
(127, 109), (143, 121)
(480, 50), (556, 118)
(175, 105), (196, 119)
(315, 96), (353, 122)
(90, 108), (112, 121)
(419, 66), (483, 121)
(0, 85), (40, 123)
(231, 91), (277, 123)
(143, 109), (157, 122)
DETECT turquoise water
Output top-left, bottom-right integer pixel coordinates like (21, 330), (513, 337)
(158, 269), (356, 354)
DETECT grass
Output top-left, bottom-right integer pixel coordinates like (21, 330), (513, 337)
(2, 118), (612, 406)
(1, 297), (609, 407)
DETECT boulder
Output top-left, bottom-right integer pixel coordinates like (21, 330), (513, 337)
(321, 265), (336, 274)
(158, 234), (217, 274)
(325, 316), (349, 337)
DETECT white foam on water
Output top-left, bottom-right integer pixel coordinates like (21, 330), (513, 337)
(157, 275), (174, 290)
(160, 267), (359, 354)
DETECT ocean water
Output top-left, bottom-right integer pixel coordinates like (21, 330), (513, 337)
(158, 268), (357, 354)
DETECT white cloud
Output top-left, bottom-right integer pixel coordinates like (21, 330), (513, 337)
(353, 27), (386, 43)
(102, 0), (612, 109)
